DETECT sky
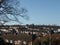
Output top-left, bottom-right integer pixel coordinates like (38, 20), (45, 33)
(17, 0), (60, 25)
(3, 0), (60, 25)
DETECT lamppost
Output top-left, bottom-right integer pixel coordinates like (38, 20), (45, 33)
(47, 27), (51, 45)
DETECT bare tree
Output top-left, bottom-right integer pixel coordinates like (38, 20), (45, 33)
(0, 0), (29, 25)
